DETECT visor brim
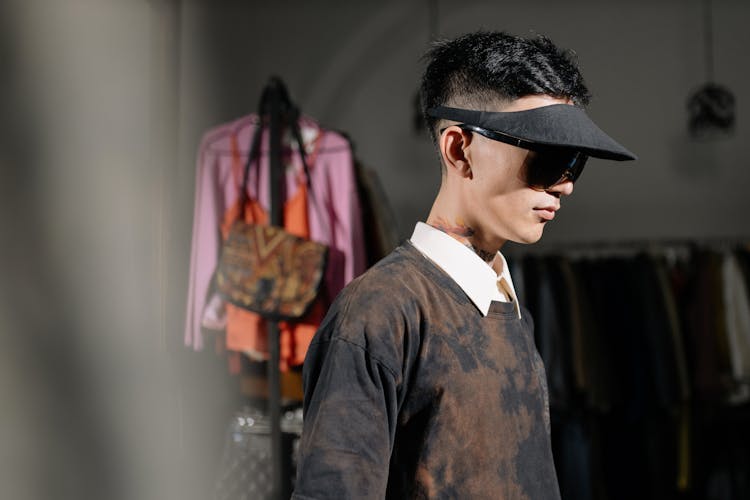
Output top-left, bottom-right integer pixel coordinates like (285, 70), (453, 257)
(427, 104), (637, 161)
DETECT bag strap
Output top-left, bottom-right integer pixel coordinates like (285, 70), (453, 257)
(237, 98), (330, 239)
(288, 107), (314, 196)
(237, 116), (265, 217)
(287, 111), (331, 240)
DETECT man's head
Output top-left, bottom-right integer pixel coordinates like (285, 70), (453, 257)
(418, 31), (633, 251)
(420, 31), (591, 143)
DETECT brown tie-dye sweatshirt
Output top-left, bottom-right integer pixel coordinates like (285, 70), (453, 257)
(293, 242), (560, 499)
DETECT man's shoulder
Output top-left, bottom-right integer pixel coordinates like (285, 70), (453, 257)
(316, 244), (438, 340)
(308, 242), (471, 378)
(341, 242), (437, 303)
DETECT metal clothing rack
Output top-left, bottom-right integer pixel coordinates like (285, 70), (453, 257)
(504, 236), (750, 259)
(257, 76), (298, 499)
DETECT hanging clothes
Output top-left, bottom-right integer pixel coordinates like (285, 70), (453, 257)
(512, 243), (750, 500)
(684, 251), (733, 403)
(184, 113), (367, 366)
(217, 133), (325, 369)
(722, 251), (750, 404)
(353, 159), (400, 267)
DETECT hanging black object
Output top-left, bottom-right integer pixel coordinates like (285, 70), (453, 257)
(687, 83), (735, 139)
(687, 0), (735, 139)
(265, 76), (292, 500)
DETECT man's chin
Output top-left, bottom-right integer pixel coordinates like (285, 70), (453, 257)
(510, 230), (544, 245)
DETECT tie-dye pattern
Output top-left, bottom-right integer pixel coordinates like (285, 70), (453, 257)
(293, 242), (559, 499)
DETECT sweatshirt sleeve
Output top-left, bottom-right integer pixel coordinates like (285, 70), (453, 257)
(293, 331), (400, 499)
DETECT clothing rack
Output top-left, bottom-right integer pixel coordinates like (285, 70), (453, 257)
(512, 240), (750, 498)
(256, 76), (295, 499)
(504, 235), (750, 259)
(203, 78), (376, 499)
(267, 77), (284, 499)
(204, 113), (351, 156)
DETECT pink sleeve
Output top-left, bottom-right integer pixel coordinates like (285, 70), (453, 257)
(308, 131), (367, 301)
(185, 120), (365, 349)
(183, 127), (235, 351)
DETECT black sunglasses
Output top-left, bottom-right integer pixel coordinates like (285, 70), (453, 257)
(443, 124), (588, 190)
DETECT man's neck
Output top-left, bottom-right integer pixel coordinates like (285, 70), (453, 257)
(426, 216), (497, 265)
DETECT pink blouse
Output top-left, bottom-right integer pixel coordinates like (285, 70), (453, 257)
(184, 114), (366, 351)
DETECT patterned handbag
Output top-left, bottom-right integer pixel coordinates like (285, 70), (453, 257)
(216, 222), (327, 321)
(214, 107), (328, 322)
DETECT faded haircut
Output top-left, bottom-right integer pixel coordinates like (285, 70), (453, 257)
(420, 31), (592, 144)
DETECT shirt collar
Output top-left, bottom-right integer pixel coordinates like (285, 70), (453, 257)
(409, 222), (521, 318)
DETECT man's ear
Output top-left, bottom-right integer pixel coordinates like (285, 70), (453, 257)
(439, 126), (473, 179)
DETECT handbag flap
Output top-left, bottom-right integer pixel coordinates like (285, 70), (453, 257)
(216, 222), (328, 320)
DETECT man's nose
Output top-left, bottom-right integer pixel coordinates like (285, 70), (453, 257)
(546, 179), (574, 197)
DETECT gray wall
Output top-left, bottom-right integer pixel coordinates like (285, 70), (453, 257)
(1, 1), (747, 500)
(178, 0), (750, 248)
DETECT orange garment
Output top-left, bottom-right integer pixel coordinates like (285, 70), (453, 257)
(220, 134), (325, 370)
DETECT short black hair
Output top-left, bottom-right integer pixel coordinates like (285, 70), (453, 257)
(420, 31), (591, 143)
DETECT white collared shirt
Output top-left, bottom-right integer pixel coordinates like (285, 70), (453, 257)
(409, 222), (522, 318)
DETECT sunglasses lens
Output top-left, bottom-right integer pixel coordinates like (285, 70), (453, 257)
(526, 150), (587, 189)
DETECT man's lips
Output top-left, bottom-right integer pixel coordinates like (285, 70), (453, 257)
(533, 206), (559, 221)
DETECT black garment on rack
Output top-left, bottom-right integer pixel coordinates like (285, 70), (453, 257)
(515, 243), (750, 500)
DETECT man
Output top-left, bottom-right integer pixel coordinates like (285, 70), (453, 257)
(292, 31), (635, 499)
